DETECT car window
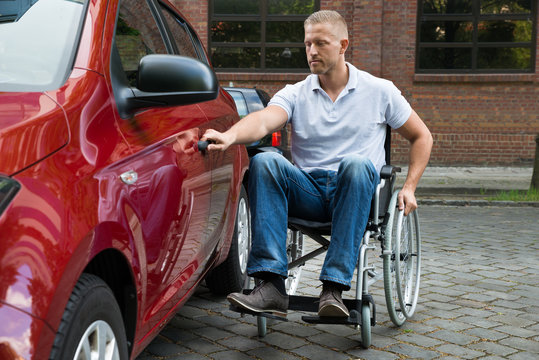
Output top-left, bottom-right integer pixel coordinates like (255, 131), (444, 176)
(115, 0), (167, 87)
(159, 4), (199, 60)
(0, 0), (86, 92)
(227, 91), (249, 117)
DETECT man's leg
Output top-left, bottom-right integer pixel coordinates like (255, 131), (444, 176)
(227, 152), (328, 315)
(318, 155), (379, 316)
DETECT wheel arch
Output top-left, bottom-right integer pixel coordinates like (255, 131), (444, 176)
(83, 248), (137, 356)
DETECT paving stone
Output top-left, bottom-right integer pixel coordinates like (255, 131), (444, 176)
(270, 321), (322, 337)
(223, 323), (259, 337)
(166, 353), (208, 360)
(306, 332), (358, 351)
(395, 332), (444, 347)
(346, 348), (400, 360)
(429, 329), (479, 345)
(469, 341), (518, 357)
(182, 337), (226, 354)
(424, 318), (474, 331)
(499, 337), (539, 353)
(435, 344), (485, 359)
(209, 350), (255, 359)
(291, 345), (351, 360)
(191, 326), (233, 340)
(217, 336), (265, 351)
(488, 314), (535, 328)
(463, 327), (508, 341)
(145, 342), (190, 356)
(247, 347), (302, 360)
(261, 332), (309, 350)
(386, 342), (441, 359)
(493, 325), (538, 339)
(508, 351), (539, 360)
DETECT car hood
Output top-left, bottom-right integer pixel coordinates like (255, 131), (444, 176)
(0, 92), (69, 176)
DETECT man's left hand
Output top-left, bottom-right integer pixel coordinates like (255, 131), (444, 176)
(397, 187), (417, 216)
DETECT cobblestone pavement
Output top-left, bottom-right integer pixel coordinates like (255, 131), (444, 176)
(136, 205), (539, 360)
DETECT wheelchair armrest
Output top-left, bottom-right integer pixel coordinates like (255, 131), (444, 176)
(380, 165), (401, 179)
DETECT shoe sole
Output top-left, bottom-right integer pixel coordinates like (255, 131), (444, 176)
(318, 303), (350, 318)
(227, 294), (287, 318)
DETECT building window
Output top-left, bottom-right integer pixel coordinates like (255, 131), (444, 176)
(209, 0), (319, 72)
(417, 0), (537, 73)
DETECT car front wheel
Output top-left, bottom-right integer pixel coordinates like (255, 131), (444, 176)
(206, 185), (250, 295)
(49, 273), (128, 360)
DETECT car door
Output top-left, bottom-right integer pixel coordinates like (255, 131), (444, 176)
(157, 2), (238, 249)
(110, 0), (213, 336)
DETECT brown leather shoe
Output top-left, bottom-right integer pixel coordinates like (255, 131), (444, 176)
(318, 285), (350, 317)
(227, 281), (288, 317)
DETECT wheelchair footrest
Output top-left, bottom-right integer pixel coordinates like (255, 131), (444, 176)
(302, 309), (361, 325)
(229, 305), (288, 322)
(288, 295), (361, 313)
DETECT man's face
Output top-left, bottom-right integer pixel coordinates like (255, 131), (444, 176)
(304, 23), (344, 75)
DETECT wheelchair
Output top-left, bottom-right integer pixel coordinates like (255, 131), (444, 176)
(234, 129), (422, 348)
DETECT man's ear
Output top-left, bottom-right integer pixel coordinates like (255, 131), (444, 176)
(340, 38), (349, 54)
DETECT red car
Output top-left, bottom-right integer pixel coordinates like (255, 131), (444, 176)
(0, 0), (250, 359)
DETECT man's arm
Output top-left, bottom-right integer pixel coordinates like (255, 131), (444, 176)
(395, 109), (433, 215)
(201, 105), (289, 152)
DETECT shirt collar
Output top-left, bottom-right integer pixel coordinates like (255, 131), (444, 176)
(310, 62), (358, 93)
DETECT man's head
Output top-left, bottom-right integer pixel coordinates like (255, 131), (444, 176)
(304, 10), (349, 75)
(304, 10), (348, 40)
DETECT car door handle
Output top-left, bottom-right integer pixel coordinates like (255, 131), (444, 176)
(197, 140), (214, 152)
(120, 170), (138, 185)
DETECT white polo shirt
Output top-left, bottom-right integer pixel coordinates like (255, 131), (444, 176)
(268, 63), (411, 173)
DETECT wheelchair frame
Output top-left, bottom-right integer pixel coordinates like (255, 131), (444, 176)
(235, 128), (422, 348)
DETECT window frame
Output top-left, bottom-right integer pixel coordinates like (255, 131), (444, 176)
(208, 0), (320, 72)
(416, 0), (537, 74)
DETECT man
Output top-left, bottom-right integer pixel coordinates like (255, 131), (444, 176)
(202, 10), (432, 318)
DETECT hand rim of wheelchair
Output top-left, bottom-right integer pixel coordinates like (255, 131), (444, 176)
(383, 189), (421, 326)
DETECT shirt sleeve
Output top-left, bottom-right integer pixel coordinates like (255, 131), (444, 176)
(384, 82), (412, 129)
(268, 83), (298, 124)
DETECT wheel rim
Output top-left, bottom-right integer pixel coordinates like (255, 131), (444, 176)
(236, 197), (250, 274)
(74, 320), (120, 360)
(396, 210), (421, 318)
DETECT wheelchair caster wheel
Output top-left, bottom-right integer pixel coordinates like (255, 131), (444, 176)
(360, 304), (371, 348)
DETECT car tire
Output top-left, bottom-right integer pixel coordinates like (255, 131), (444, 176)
(49, 273), (128, 360)
(206, 185), (250, 295)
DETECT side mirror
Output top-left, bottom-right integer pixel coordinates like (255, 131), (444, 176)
(119, 54), (219, 118)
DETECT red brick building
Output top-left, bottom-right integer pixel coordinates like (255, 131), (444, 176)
(171, 0), (539, 166)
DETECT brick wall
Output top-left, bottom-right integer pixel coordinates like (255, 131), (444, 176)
(173, 0), (539, 166)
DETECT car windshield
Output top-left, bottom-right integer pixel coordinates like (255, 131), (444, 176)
(0, 0), (86, 92)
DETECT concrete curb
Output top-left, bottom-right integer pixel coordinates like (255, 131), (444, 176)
(419, 199), (539, 207)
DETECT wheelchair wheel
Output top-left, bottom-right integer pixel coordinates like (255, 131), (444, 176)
(360, 303), (371, 348)
(285, 229), (304, 295)
(383, 190), (421, 326)
(394, 208), (421, 319)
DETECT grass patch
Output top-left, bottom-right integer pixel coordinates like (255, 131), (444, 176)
(487, 188), (539, 202)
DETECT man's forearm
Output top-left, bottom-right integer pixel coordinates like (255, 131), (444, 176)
(402, 134), (433, 192)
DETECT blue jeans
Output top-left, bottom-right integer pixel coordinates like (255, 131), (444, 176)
(247, 152), (380, 290)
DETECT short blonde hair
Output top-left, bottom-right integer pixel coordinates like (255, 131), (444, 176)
(304, 10), (348, 39)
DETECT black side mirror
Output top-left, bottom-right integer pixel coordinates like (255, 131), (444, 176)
(118, 54), (219, 118)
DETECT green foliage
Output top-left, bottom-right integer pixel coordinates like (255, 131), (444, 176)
(487, 188), (539, 202)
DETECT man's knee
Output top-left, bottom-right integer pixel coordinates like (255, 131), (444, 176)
(250, 152), (288, 174)
(338, 155), (377, 180)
